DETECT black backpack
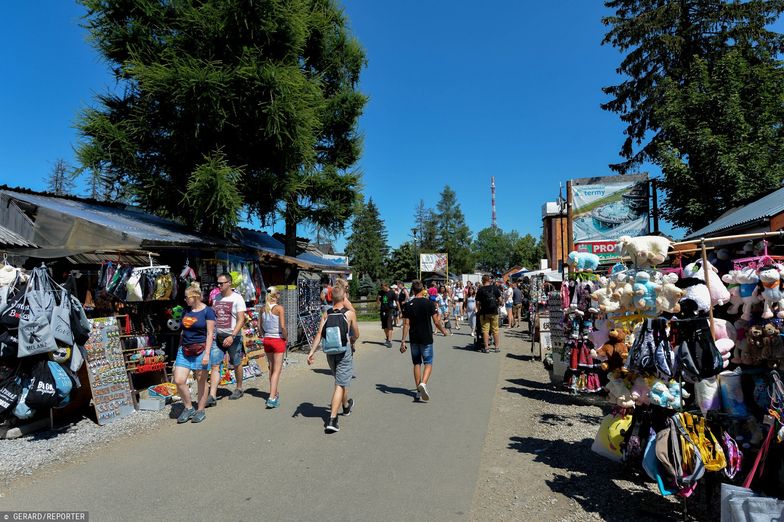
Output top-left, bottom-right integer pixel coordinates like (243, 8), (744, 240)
(321, 308), (349, 354)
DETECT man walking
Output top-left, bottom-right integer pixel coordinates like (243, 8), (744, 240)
(476, 275), (503, 353)
(210, 272), (247, 401)
(400, 280), (447, 402)
(376, 282), (397, 347)
(512, 281), (524, 328)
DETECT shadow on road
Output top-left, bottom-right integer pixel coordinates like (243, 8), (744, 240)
(502, 378), (606, 408)
(362, 340), (388, 347)
(310, 368), (333, 376)
(505, 353), (536, 361)
(375, 383), (416, 398)
(244, 387), (269, 400)
(292, 402), (329, 420)
(507, 435), (685, 521)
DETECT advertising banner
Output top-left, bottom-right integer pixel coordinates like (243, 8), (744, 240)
(420, 253), (448, 273)
(575, 241), (621, 261)
(571, 174), (649, 244)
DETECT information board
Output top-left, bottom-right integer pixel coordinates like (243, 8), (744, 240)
(85, 317), (135, 425)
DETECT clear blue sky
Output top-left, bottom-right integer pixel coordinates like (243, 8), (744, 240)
(1, 1), (688, 250)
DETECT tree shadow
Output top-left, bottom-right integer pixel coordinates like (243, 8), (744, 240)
(291, 402), (330, 420)
(507, 435), (688, 521)
(375, 383), (417, 398)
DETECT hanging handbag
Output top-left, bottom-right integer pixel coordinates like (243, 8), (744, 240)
(0, 281), (30, 327)
(69, 295), (91, 346)
(25, 360), (59, 408)
(125, 271), (143, 302)
(675, 318), (723, 382)
(0, 364), (21, 414)
(47, 361), (72, 399)
(0, 330), (18, 359)
(51, 288), (74, 346)
(18, 277), (58, 358)
(13, 378), (35, 419)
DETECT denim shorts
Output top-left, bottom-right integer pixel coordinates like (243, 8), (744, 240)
(174, 343), (223, 371)
(410, 343), (434, 366)
(215, 335), (244, 366)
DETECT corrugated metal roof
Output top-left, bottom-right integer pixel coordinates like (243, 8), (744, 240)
(3, 190), (229, 248)
(0, 224), (37, 248)
(685, 187), (784, 239)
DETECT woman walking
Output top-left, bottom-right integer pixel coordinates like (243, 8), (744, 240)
(260, 286), (287, 408)
(452, 281), (464, 329)
(437, 285), (452, 335)
(466, 285), (477, 336)
(307, 285), (360, 433)
(173, 283), (220, 424)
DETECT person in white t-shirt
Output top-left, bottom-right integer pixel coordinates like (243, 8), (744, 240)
(208, 272), (247, 402)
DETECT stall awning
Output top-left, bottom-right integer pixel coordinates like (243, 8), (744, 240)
(0, 224), (37, 249)
(236, 228), (350, 272)
(0, 189), (232, 258)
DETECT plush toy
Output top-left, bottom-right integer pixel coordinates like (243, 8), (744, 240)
(761, 323), (784, 366)
(591, 278), (620, 314)
(731, 321), (746, 364)
(754, 266), (784, 319)
(709, 248), (733, 275)
(632, 271), (659, 312)
(631, 375), (652, 406)
(567, 251), (600, 272)
(712, 318), (735, 369)
(569, 281), (595, 316)
(737, 267), (761, 321)
(667, 381), (689, 409)
(612, 273), (636, 313)
(649, 380), (673, 408)
(655, 272), (685, 313)
(590, 318), (611, 348)
(617, 235), (671, 267)
(677, 277), (711, 315)
(722, 271), (744, 315)
(591, 327), (629, 372)
(685, 259), (731, 306)
(744, 325), (765, 365)
(605, 376), (635, 409)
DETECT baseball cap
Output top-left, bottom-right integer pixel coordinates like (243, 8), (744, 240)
(391, 284), (398, 289)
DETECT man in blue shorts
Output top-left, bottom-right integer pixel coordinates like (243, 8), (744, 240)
(400, 280), (448, 402)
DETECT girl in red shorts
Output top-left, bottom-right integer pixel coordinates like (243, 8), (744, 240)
(260, 287), (287, 408)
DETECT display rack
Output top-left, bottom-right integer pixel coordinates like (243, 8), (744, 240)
(84, 317), (135, 425)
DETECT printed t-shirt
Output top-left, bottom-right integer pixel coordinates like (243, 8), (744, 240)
(212, 291), (247, 336)
(476, 285), (502, 315)
(378, 290), (397, 311)
(402, 297), (438, 345)
(181, 307), (216, 345)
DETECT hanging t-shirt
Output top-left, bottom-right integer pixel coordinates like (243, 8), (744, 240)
(402, 297), (438, 345)
(212, 291), (247, 336)
(181, 307), (216, 345)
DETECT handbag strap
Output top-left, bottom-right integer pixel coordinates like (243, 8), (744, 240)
(742, 421), (775, 488)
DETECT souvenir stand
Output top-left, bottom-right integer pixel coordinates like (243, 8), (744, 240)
(558, 232), (784, 517)
(524, 271), (563, 363)
(296, 271), (323, 349)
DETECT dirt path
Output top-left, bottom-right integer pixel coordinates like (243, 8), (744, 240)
(470, 323), (714, 522)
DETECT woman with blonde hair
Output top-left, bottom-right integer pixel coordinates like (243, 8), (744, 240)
(173, 282), (220, 423)
(260, 286), (287, 408)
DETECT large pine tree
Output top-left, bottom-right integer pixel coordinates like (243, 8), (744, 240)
(602, 0), (784, 230)
(434, 185), (473, 274)
(345, 198), (389, 281)
(77, 0), (366, 244)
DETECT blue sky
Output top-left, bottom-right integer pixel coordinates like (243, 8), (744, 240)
(2, 1), (686, 250)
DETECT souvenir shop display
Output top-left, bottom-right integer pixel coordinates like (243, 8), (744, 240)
(557, 234), (784, 513)
(84, 317), (134, 425)
(243, 306), (264, 359)
(0, 265), (89, 423)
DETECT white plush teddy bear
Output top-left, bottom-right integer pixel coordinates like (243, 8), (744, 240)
(722, 270), (744, 315)
(590, 277), (620, 314)
(612, 273), (636, 313)
(656, 272), (685, 313)
(736, 267), (761, 321)
(617, 235), (671, 267)
(684, 259), (731, 306)
(754, 266), (784, 319)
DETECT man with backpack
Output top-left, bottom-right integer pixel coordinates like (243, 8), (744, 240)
(476, 275), (503, 353)
(307, 284), (360, 433)
(400, 280), (448, 402)
(376, 282), (397, 347)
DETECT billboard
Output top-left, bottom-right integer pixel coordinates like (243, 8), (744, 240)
(420, 253), (448, 272)
(571, 175), (649, 252)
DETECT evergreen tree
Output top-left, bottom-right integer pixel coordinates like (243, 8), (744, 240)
(45, 159), (76, 196)
(387, 242), (418, 282)
(345, 198), (389, 281)
(77, 0), (367, 245)
(434, 185), (473, 274)
(413, 199), (438, 251)
(602, 0), (784, 230)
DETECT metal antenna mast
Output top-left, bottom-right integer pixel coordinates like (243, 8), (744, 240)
(491, 176), (497, 229)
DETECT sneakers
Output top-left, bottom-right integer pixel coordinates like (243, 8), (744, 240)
(494, 347), (501, 353)
(191, 410), (206, 423)
(343, 398), (354, 416)
(206, 395), (217, 408)
(229, 389), (244, 400)
(417, 382), (430, 401)
(384, 340), (392, 348)
(325, 417), (340, 433)
(266, 395), (280, 408)
(414, 392), (421, 402)
(177, 407), (195, 424)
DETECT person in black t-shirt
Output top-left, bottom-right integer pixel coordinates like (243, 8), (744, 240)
(400, 280), (447, 402)
(476, 274), (504, 353)
(376, 282), (397, 347)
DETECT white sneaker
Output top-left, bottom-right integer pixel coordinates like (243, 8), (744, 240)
(418, 382), (430, 401)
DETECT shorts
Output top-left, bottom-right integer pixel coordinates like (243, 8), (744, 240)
(380, 310), (393, 330)
(263, 337), (286, 354)
(174, 343), (223, 371)
(505, 303), (513, 309)
(327, 349), (353, 387)
(480, 314), (499, 336)
(513, 304), (523, 315)
(410, 343), (434, 366)
(215, 334), (244, 366)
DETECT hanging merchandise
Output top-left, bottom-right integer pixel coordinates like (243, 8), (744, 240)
(25, 359), (59, 408)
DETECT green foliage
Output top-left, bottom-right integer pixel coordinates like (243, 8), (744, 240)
(345, 198), (389, 281)
(387, 241), (418, 283)
(357, 273), (377, 298)
(181, 151), (244, 233)
(512, 234), (545, 270)
(434, 185), (474, 274)
(602, 0), (784, 231)
(348, 277), (360, 300)
(76, 0), (367, 242)
(473, 227), (516, 275)
(413, 200), (438, 251)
